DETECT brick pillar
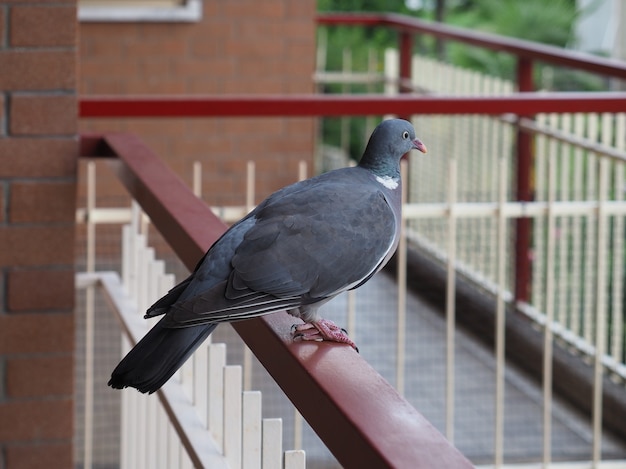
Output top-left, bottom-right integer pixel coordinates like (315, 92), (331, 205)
(0, 2), (77, 468)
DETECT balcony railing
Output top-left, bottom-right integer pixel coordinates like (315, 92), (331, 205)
(78, 133), (473, 468)
(316, 11), (626, 308)
(77, 12), (626, 469)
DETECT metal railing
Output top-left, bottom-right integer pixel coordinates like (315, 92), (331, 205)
(77, 11), (626, 468)
(79, 133), (473, 468)
(316, 11), (626, 305)
(78, 96), (626, 467)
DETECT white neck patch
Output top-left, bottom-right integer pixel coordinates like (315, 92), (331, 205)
(376, 175), (399, 190)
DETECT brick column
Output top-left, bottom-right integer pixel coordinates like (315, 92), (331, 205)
(0, 2), (77, 468)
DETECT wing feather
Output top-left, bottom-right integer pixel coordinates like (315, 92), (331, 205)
(161, 167), (399, 328)
(231, 173), (397, 300)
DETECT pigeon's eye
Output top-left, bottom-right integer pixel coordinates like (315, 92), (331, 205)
(402, 131), (409, 139)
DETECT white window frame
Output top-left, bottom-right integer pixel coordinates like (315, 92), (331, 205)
(78, 0), (202, 22)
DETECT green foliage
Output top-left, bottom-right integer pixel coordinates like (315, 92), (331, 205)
(444, 0), (587, 83)
(317, 0), (607, 158)
(448, 0), (579, 46)
(318, 0), (414, 14)
(319, 0), (600, 84)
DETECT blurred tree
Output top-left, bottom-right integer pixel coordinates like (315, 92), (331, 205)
(444, 0), (605, 87)
(317, 0), (605, 158)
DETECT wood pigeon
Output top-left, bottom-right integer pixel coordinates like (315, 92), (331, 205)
(109, 118), (427, 393)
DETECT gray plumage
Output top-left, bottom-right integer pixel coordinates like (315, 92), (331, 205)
(109, 119), (427, 393)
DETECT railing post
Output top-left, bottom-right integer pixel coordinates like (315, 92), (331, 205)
(514, 57), (534, 304)
(399, 30), (413, 94)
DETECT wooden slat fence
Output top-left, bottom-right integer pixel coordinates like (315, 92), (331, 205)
(77, 197), (306, 469)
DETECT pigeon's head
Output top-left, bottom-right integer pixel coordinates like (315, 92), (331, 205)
(359, 119), (427, 176)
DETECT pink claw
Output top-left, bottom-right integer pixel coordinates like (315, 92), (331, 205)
(293, 319), (358, 351)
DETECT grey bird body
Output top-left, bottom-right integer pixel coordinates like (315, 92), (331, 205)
(109, 119), (426, 393)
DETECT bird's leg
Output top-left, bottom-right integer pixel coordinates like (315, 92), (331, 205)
(293, 319), (358, 351)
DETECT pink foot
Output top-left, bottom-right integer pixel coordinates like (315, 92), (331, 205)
(293, 319), (358, 351)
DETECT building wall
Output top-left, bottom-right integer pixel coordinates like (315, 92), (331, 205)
(79, 1), (317, 207)
(0, 1), (78, 468)
(0, 3), (315, 466)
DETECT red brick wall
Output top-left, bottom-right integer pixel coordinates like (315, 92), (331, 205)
(79, 1), (317, 207)
(0, 1), (78, 468)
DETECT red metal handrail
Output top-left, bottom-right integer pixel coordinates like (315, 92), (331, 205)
(82, 133), (474, 468)
(79, 92), (626, 118)
(317, 12), (626, 80)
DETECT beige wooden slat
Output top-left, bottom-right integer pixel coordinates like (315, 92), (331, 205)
(262, 419), (283, 469)
(243, 391), (262, 469)
(224, 365), (243, 469)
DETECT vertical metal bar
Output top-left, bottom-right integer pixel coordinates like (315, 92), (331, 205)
(295, 159), (309, 451)
(612, 168), (625, 363)
(398, 31), (413, 93)
(514, 57), (534, 304)
(481, 76), (495, 282)
(315, 26), (327, 78)
(571, 113), (585, 337)
(549, 114), (565, 326)
(292, 135), (306, 455)
(243, 161), (255, 392)
(130, 201), (141, 297)
(84, 161), (96, 469)
(612, 114), (625, 365)
(557, 114), (572, 332)
(246, 161), (255, 212)
(340, 48), (351, 155)
(347, 290), (357, 340)
(396, 160), (408, 396)
(542, 146), (557, 468)
(298, 160), (307, 182)
(445, 157), (457, 443)
(366, 48), (378, 136)
(592, 157), (609, 466)
(472, 71), (486, 275)
(192, 161), (202, 198)
(398, 30), (413, 122)
(532, 114), (547, 319)
(494, 157), (508, 468)
(583, 115), (599, 346)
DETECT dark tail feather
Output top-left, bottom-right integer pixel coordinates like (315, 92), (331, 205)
(108, 319), (217, 394)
